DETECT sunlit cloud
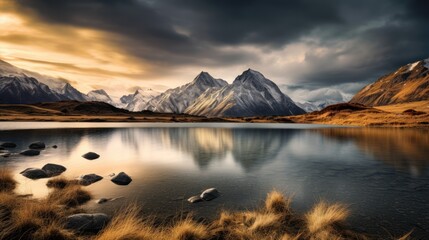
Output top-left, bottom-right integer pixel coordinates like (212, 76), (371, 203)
(1, 0), (428, 98)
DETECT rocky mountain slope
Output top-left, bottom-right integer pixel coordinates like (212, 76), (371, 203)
(350, 58), (429, 106)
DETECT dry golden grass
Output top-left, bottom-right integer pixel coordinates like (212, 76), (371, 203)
(265, 190), (292, 214)
(0, 168), (17, 193)
(171, 219), (210, 240)
(376, 100), (429, 114)
(96, 204), (161, 240)
(47, 185), (92, 207)
(305, 201), (349, 238)
(287, 101), (429, 127)
(46, 176), (79, 189)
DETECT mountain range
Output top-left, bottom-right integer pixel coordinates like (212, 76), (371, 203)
(0, 59), (305, 117)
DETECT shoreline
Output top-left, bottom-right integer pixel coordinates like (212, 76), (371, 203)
(1, 101), (429, 128)
(0, 171), (412, 240)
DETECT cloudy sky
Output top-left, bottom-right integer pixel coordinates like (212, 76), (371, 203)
(1, 0), (428, 101)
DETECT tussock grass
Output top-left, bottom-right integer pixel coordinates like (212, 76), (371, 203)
(0, 170), (417, 240)
(46, 176), (79, 189)
(171, 219), (210, 240)
(305, 201), (349, 234)
(47, 185), (92, 207)
(96, 204), (161, 240)
(0, 168), (17, 193)
(265, 190), (292, 214)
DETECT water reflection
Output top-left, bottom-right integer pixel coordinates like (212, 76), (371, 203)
(0, 124), (428, 238)
(315, 128), (429, 176)
(117, 128), (296, 171)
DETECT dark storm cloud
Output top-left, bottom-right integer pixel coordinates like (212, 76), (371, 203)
(13, 0), (429, 89)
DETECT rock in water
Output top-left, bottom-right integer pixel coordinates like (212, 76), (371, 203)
(29, 141), (46, 149)
(65, 213), (109, 232)
(20, 149), (40, 156)
(1, 142), (16, 148)
(82, 152), (100, 160)
(187, 195), (203, 203)
(42, 163), (67, 176)
(52, 145), (58, 149)
(111, 172), (132, 185)
(200, 188), (220, 201)
(96, 198), (110, 204)
(20, 168), (48, 179)
(78, 174), (103, 186)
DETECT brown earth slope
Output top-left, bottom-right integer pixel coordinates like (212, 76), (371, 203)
(286, 102), (429, 127)
(0, 101), (231, 122)
(350, 59), (429, 106)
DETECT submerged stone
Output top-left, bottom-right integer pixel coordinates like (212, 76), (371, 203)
(187, 195), (203, 203)
(82, 152), (100, 160)
(29, 141), (46, 149)
(20, 168), (48, 179)
(96, 198), (110, 204)
(200, 188), (220, 201)
(42, 163), (67, 176)
(65, 213), (109, 232)
(0, 142), (17, 148)
(20, 149), (40, 156)
(78, 174), (103, 186)
(111, 172), (132, 185)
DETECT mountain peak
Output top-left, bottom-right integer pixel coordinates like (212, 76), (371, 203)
(234, 68), (267, 85)
(90, 89), (109, 95)
(192, 71), (215, 84)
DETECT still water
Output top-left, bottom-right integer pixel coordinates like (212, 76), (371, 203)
(0, 122), (428, 237)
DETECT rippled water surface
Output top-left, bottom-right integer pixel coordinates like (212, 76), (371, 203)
(1, 122), (428, 237)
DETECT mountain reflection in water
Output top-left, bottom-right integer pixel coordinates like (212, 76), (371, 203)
(0, 124), (428, 238)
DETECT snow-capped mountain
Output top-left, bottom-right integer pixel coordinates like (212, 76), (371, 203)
(185, 69), (305, 117)
(56, 83), (87, 101)
(0, 59), (89, 103)
(0, 76), (62, 104)
(295, 99), (350, 113)
(121, 88), (160, 112)
(86, 89), (113, 103)
(144, 71), (228, 113)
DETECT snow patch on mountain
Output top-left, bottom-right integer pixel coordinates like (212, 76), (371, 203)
(408, 61), (420, 71)
(123, 88), (161, 111)
(86, 89), (113, 103)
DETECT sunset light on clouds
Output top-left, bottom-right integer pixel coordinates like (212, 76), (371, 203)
(1, 0), (429, 99)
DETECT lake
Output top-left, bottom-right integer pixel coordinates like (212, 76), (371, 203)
(0, 122), (428, 237)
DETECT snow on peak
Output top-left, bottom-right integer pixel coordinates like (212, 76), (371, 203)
(87, 89), (112, 103)
(408, 61), (420, 71)
(424, 58), (429, 69)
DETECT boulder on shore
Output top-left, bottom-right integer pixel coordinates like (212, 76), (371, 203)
(42, 163), (67, 176)
(20, 168), (48, 179)
(65, 213), (109, 232)
(29, 141), (46, 149)
(111, 172), (132, 185)
(20, 149), (40, 156)
(78, 174), (103, 186)
(82, 152), (100, 160)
